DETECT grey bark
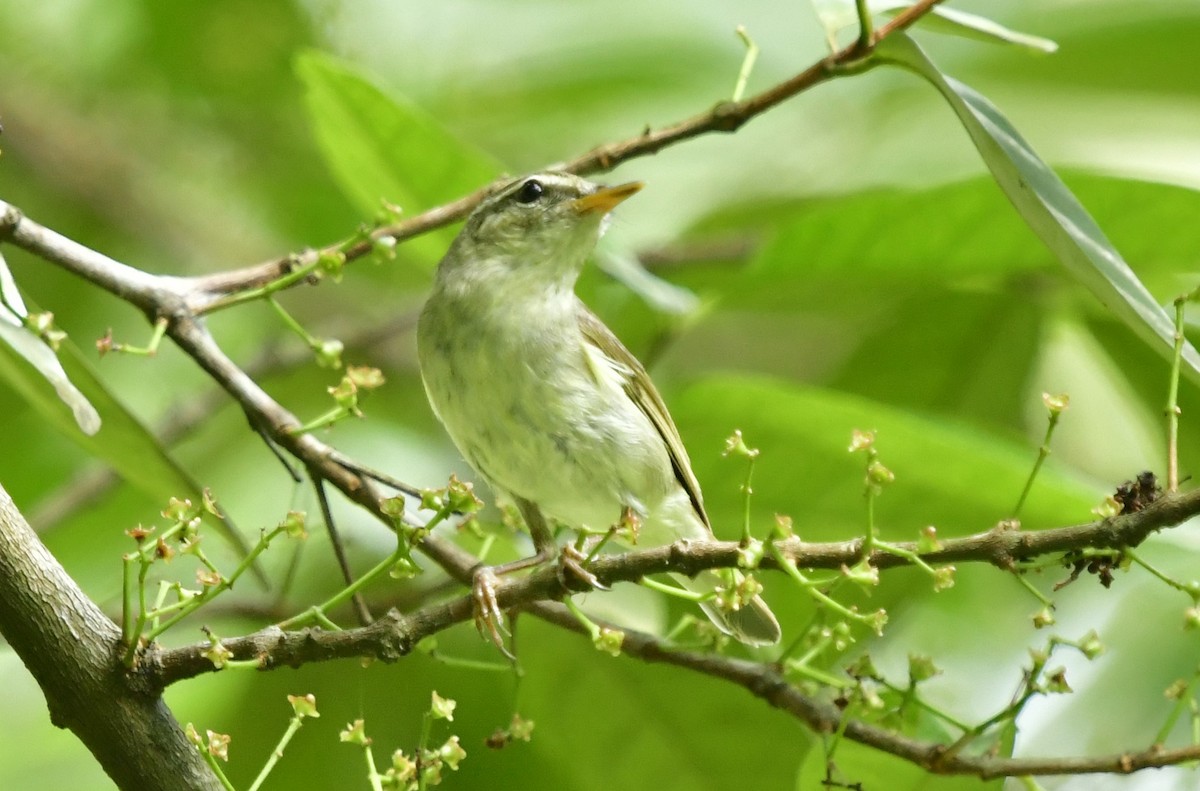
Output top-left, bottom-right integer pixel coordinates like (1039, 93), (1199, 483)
(0, 485), (221, 790)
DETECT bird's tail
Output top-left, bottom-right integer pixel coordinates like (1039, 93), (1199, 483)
(671, 569), (781, 647)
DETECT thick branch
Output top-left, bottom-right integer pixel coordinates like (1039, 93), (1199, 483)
(0, 486), (221, 791)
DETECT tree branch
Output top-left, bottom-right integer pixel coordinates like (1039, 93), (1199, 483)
(529, 601), (1200, 779)
(169, 0), (946, 306)
(9, 1), (1195, 781)
(0, 485), (222, 791)
(149, 486), (1200, 690)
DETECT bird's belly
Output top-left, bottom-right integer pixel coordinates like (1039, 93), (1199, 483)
(421, 325), (675, 531)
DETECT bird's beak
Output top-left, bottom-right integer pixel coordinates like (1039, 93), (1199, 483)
(571, 181), (644, 215)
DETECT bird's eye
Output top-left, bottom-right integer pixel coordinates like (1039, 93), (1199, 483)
(514, 179), (544, 204)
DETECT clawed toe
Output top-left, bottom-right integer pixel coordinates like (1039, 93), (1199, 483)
(471, 567), (512, 657)
(558, 545), (608, 591)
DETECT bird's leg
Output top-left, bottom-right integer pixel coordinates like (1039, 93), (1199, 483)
(515, 498), (608, 592)
(468, 499), (554, 652)
(470, 498), (610, 652)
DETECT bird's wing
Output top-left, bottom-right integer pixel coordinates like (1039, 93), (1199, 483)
(576, 302), (711, 530)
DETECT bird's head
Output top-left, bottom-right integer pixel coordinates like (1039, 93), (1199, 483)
(438, 172), (642, 289)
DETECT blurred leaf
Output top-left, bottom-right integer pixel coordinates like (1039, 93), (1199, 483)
(878, 33), (1200, 382)
(908, 5), (1057, 53)
(810, 0), (1056, 53)
(829, 290), (1044, 434)
(687, 174), (1200, 293)
(0, 252), (100, 435)
(672, 375), (1100, 545)
(295, 49), (504, 263)
(517, 622), (798, 790)
(8, 328), (252, 561)
(798, 737), (1004, 790)
(595, 246), (699, 315)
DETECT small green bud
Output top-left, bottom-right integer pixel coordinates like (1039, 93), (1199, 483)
(1045, 668), (1071, 694)
(595, 627), (625, 657)
(316, 338), (344, 369)
(773, 513), (795, 539)
(867, 608), (888, 636)
(1091, 495), (1121, 518)
(845, 653), (879, 679)
(389, 557), (420, 579)
(328, 376), (359, 411)
(866, 460), (894, 487)
(848, 429), (875, 453)
(389, 750), (417, 783)
(346, 365), (385, 390)
(380, 496), (406, 522)
(722, 429), (759, 459)
(1077, 630), (1104, 660)
(202, 636), (232, 669)
(1042, 392), (1069, 416)
(507, 713), (535, 742)
(339, 719), (370, 746)
(932, 565), (955, 592)
(736, 538), (764, 568)
(317, 249), (346, 281)
(420, 762), (444, 787)
(280, 510), (308, 539)
(445, 475), (483, 515)
(201, 488), (223, 518)
(288, 693), (319, 719)
(1032, 606), (1055, 629)
(843, 560), (879, 588)
(858, 679), (885, 710)
(430, 691), (456, 721)
(43, 328), (66, 350)
(162, 496), (193, 522)
(437, 735), (467, 770)
(373, 235), (398, 260)
(908, 654), (940, 683)
(917, 525), (941, 553)
(206, 730), (230, 761)
(419, 488), (445, 512)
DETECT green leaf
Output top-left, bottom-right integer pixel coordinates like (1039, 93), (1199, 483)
(0, 327), (253, 564)
(798, 737), (1005, 790)
(878, 33), (1200, 382)
(0, 252), (99, 435)
(829, 290), (1044, 433)
(672, 375), (1100, 544)
(911, 5), (1057, 53)
(810, 0), (1056, 53)
(295, 49), (503, 263)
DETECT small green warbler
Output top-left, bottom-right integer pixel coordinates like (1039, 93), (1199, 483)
(417, 172), (780, 647)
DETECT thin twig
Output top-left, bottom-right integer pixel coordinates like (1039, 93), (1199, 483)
(165, 0), (945, 306)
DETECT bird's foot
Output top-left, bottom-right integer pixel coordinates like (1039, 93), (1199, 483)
(558, 544), (609, 591)
(470, 566), (513, 658)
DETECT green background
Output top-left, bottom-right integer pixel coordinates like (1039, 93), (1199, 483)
(1, 1), (1198, 789)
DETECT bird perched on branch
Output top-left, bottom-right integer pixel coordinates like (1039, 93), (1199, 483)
(417, 172), (780, 648)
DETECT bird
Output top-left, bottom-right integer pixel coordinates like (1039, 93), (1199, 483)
(416, 171), (780, 647)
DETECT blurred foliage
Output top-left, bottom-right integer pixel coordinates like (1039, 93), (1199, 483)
(1, 1), (1199, 790)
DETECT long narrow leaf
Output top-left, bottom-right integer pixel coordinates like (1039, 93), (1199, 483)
(879, 33), (1200, 381)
